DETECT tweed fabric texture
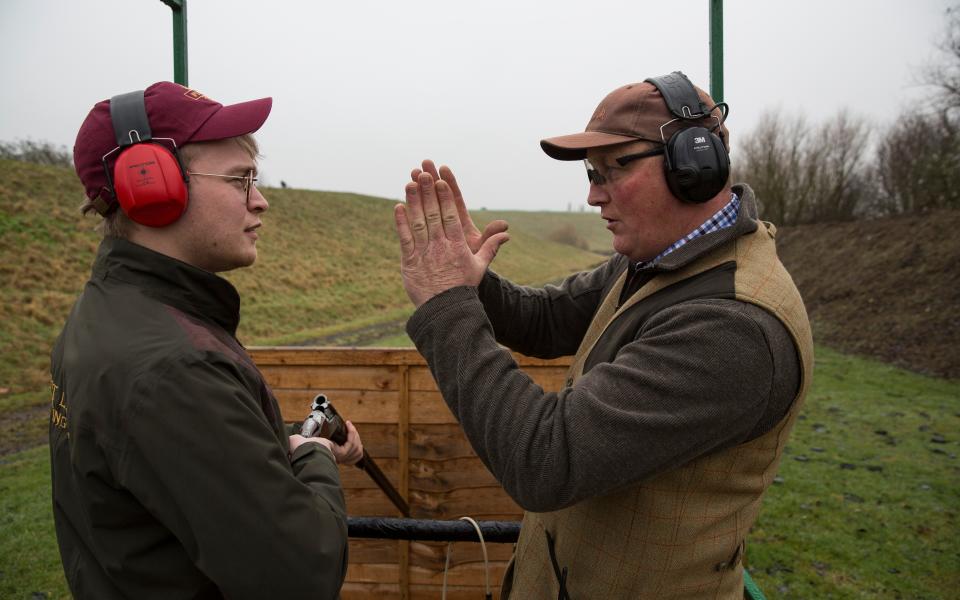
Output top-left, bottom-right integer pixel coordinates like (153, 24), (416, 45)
(506, 219), (814, 599)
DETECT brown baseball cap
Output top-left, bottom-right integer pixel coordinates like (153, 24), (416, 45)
(540, 79), (728, 161)
(74, 81), (272, 203)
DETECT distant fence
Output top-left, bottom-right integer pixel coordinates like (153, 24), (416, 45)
(249, 347), (571, 600)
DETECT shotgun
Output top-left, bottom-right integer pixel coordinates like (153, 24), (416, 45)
(300, 393), (411, 517)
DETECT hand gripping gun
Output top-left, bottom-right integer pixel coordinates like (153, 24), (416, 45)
(301, 394), (411, 517)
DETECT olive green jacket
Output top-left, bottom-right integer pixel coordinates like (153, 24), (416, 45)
(50, 238), (347, 600)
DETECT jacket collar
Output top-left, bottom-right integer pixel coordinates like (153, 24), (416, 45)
(92, 237), (242, 335)
(638, 183), (760, 274)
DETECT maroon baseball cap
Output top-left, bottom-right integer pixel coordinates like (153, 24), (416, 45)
(74, 81), (272, 203)
(540, 80), (728, 160)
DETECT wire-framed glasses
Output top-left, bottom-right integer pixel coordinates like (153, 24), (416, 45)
(187, 169), (258, 203)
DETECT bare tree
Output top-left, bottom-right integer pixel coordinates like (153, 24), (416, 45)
(874, 110), (960, 214)
(871, 5), (960, 215)
(734, 109), (870, 224)
(802, 110), (873, 222)
(736, 7), (960, 222)
(921, 4), (960, 116)
(0, 138), (72, 168)
(733, 110), (810, 225)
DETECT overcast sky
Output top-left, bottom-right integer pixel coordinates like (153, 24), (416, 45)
(0, 0), (950, 211)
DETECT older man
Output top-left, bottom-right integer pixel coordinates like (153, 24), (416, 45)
(51, 81), (362, 600)
(395, 71), (812, 598)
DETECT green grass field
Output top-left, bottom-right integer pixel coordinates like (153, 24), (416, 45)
(747, 347), (958, 598)
(3, 347), (957, 599)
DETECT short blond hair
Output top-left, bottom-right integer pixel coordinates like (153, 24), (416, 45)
(81, 134), (260, 238)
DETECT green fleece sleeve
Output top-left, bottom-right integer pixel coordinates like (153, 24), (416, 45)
(118, 353), (348, 600)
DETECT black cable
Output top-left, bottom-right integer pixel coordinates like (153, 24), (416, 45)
(346, 517), (520, 544)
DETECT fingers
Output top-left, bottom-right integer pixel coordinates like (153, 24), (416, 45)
(436, 180), (465, 242)
(344, 421), (364, 465)
(412, 161), (469, 228)
(417, 172), (444, 240)
(289, 434), (335, 456)
(475, 232), (510, 270)
(313, 437), (336, 454)
(404, 181), (428, 248)
(480, 219), (509, 245)
(345, 420), (360, 444)
(290, 424), (364, 466)
(437, 164), (472, 228)
(421, 160), (441, 181)
(411, 160), (440, 183)
(394, 204), (415, 258)
(288, 434), (306, 453)
(437, 165), (463, 204)
(324, 421), (362, 467)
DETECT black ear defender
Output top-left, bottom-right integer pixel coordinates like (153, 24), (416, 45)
(644, 71), (730, 204)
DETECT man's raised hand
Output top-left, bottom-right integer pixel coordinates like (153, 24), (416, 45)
(411, 160), (508, 255)
(395, 170), (509, 307)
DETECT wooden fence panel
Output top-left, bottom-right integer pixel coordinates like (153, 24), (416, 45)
(248, 347), (572, 600)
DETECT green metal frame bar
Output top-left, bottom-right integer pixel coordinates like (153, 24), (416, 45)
(744, 569), (768, 600)
(160, 0), (188, 86)
(711, 11), (761, 597)
(709, 0), (723, 102)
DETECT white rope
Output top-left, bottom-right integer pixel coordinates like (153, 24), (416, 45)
(439, 516), (492, 600)
(441, 541), (453, 600)
(460, 516), (491, 599)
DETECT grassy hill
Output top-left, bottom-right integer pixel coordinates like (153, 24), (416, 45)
(475, 208), (612, 254)
(0, 159), (606, 450)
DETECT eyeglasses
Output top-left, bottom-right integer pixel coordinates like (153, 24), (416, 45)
(584, 146), (665, 185)
(187, 169), (258, 204)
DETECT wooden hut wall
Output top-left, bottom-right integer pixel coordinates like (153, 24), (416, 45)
(250, 347), (572, 600)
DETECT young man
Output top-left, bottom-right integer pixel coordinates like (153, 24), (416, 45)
(395, 72), (813, 598)
(51, 81), (360, 599)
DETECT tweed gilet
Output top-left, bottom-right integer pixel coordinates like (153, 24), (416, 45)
(502, 219), (814, 599)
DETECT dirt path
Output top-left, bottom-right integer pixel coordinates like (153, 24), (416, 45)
(295, 317), (409, 347)
(0, 403), (48, 457)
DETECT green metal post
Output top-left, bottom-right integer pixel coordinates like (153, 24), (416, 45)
(160, 0), (188, 86)
(709, 0), (723, 102)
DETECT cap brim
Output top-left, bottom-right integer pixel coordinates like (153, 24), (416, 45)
(540, 130), (640, 161)
(189, 97), (273, 143)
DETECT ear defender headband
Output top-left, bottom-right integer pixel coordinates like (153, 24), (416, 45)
(644, 71), (730, 204)
(99, 90), (189, 227)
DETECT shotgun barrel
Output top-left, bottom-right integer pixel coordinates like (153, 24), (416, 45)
(301, 394), (411, 517)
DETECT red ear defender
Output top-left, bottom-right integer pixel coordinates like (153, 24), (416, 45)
(113, 143), (188, 227)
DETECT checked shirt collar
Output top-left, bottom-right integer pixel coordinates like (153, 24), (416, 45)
(637, 192), (741, 270)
